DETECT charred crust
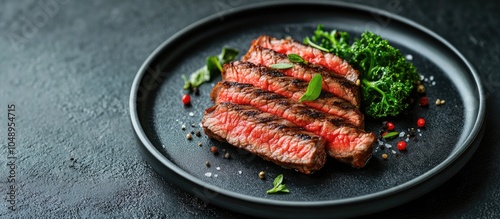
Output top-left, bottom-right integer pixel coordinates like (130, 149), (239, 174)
(294, 133), (312, 140)
(277, 99), (290, 106)
(241, 109), (260, 117)
(299, 108), (324, 119)
(222, 81), (252, 88)
(261, 67), (285, 77)
(261, 92), (283, 101)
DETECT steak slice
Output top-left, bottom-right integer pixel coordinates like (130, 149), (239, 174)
(250, 35), (360, 83)
(202, 102), (327, 174)
(211, 82), (375, 168)
(222, 61), (364, 128)
(242, 45), (360, 106)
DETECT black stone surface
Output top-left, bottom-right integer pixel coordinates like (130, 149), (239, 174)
(0, 0), (499, 218)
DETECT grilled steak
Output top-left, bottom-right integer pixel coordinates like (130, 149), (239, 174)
(250, 35), (360, 83)
(202, 102), (327, 174)
(222, 61), (364, 127)
(211, 82), (375, 168)
(242, 45), (360, 106)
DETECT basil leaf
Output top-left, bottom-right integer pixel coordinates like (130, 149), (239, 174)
(205, 56), (222, 81)
(270, 63), (294, 69)
(219, 47), (239, 63)
(276, 184), (289, 193)
(266, 187), (278, 194)
(266, 184), (289, 194)
(182, 75), (191, 90)
(287, 54), (308, 64)
(267, 174), (289, 194)
(383, 131), (400, 139)
(183, 47), (238, 89)
(299, 74), (323, 102)
(273, 174), (283, 188)
(189, 66), (208, 87)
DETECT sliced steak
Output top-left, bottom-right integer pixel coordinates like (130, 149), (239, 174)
(202, 102), (327, 174)
(211, 82), (375, 168)
(222, 61), (364, 127)
(242, 45), (360, 106)
(250, 35), (360, 83)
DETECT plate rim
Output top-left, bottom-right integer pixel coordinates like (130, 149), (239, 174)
(129, 0), (486, 217)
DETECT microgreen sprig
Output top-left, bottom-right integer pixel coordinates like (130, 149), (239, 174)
(266, 174), (289, 194)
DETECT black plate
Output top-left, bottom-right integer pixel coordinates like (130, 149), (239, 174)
(129, 2), (485, 218)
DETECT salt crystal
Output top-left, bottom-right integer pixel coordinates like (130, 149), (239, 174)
(419, 133), (422, 137)
(214, 174), (218, 178)
(205, 172), (212, 177)
(189, 112), (194, 117)
(431, 81), (436, 86)
(405, 54), (413, 60)
(399, 131), (406, 138)
(216, 167), (221, 171)
(385, 143), (392, 148)
(420, 75), (425, 80)
(405, 138), (410, 142)
(391, 150), (397, 154)
(424, 78), (429, 82)
(378, 140), (384, 146)
(417, 129), (421, 132)
(430, 75), (434, 81)
(238, 170), (242, 174)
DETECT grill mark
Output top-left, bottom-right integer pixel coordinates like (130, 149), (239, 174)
(241, 109), (259, 117)
(202, 102), (327, 174)
(243, 45), (360, 106)
(211, 81), (374, 168)
(251, 35), (360, 82)
(295, 133), (312, 140)
(221, 62), (364, 127)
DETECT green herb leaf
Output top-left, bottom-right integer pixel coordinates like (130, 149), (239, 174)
(299, 74), (323, 102)
(206, 56), (222, 81)
(182, 75), (191, 90)
(383, 131), (400, 139)
(189, 66), (209, 88)
(276, 184), (289, 193)
(182, 47), (239, 89)
(219, 47), (239, 63)
(267, 174), (289, 194)
(273, 174), (283, 187)
(287, 54), (308, 64)
(270, 63), (294, 69)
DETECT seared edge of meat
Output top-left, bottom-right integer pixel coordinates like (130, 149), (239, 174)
(251, 35), (360, 83)
(211, 82), (375, 168)
(202, 102), (327, 174)
(222, 61), (364, 127)
(242, 45), (360, 106)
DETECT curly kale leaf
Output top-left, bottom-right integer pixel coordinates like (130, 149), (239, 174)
(304, 26), (420, 118)
(303, 24), (352, 59)
(351, 32), (420, 118)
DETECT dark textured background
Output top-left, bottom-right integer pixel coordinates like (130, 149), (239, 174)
(0, 0), (499, 218)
